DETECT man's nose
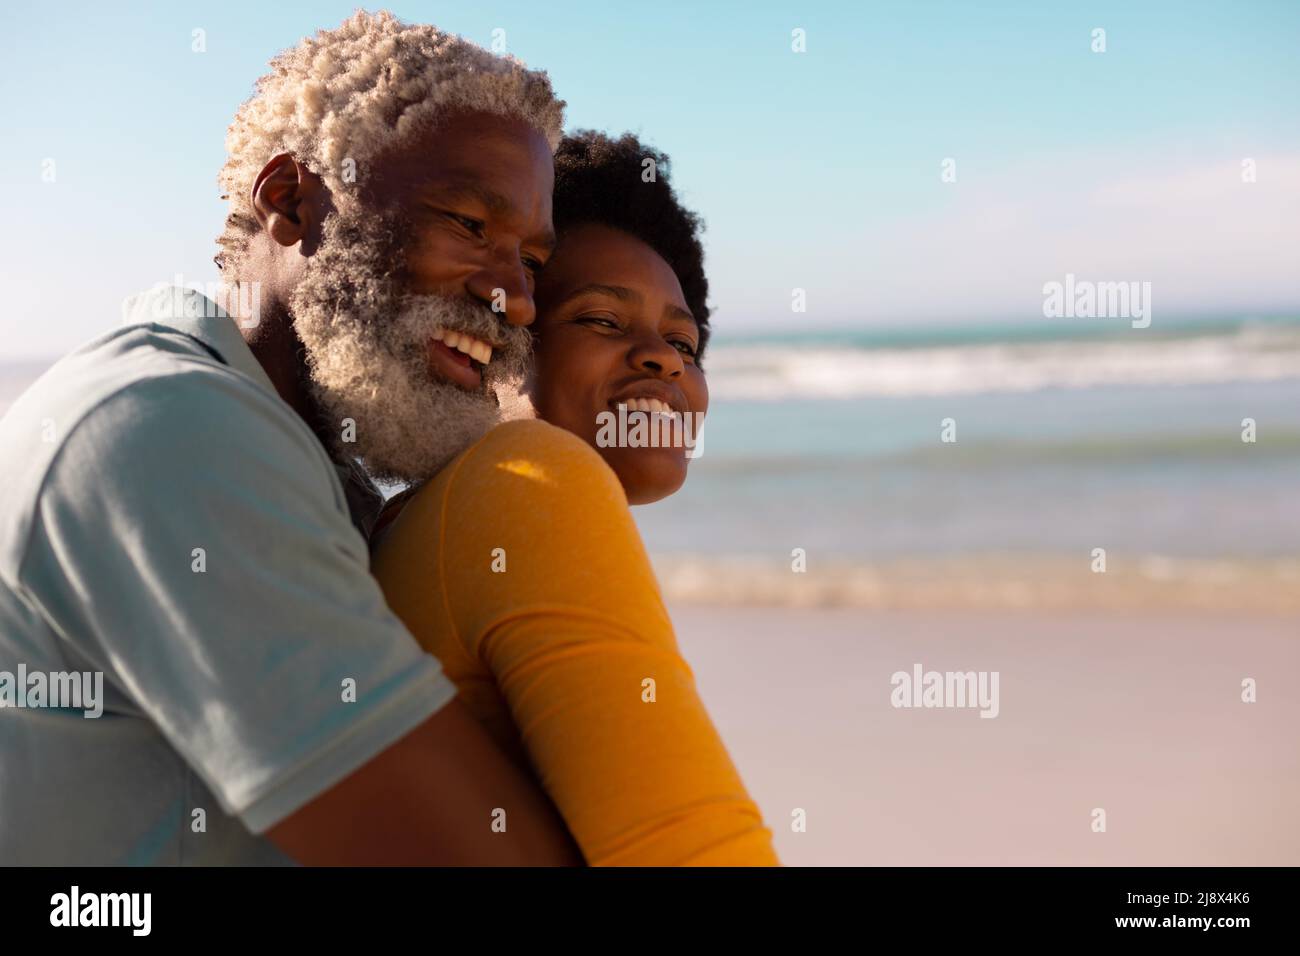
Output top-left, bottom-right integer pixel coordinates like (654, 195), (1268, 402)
(465, 251), (536, 328)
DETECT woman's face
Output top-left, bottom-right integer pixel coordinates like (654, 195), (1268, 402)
(529, 223), (708, 505)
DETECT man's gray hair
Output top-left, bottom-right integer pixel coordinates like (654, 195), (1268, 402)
(215, 9), (564, 275)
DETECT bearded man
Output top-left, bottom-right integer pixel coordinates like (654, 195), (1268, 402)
(0, 11), (580, 866)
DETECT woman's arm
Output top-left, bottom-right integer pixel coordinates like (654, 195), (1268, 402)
(374, 420), (778, 866)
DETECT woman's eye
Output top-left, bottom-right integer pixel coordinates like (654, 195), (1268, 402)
(522, 256), (545, 275)
(672, 339), (699, 357)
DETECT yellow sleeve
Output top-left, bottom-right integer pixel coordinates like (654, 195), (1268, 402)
(373, 419), (779, 866)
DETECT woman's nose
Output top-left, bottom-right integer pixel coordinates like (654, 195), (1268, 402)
(629, 336), (685, 379)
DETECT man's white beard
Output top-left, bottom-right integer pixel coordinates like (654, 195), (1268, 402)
(288, 205), (533, 483)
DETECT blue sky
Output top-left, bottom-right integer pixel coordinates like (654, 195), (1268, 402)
(2, 0), (1297, 358)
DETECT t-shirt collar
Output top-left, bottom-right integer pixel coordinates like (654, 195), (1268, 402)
(121, 284), (280, 397)
(123, 285), (388, 538)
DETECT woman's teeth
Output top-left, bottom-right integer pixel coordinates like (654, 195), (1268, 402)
(620, 397), (677, 416)
(432, 328), (493, 365)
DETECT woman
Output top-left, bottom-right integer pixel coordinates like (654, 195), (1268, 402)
(372, 132), (777, 865)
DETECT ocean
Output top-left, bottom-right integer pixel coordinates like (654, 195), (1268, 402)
(634, 316), (1300, 610)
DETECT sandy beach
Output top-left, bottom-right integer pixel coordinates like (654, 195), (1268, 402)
(674, 604), (1300, 866)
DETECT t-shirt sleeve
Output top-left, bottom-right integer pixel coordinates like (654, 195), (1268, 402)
(17, 368), (457, 834)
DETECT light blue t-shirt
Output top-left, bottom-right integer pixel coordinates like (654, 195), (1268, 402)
(0, 288), (457, 865)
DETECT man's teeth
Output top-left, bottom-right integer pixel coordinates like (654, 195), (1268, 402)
(621, 397), (677, 416)
(432, 328), (493, 365)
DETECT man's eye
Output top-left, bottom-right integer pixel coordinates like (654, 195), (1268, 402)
(446, 212), (485, 236)
(578, 315), (620, 330)
(672, 339), (699, 357)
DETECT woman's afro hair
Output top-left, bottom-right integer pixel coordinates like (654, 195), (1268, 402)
(551, 130), (711, 358)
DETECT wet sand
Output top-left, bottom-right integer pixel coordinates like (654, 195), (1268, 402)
(673, 604), (1300, 866)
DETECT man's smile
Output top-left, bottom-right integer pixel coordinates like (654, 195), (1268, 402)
(427, 327), (493, 390)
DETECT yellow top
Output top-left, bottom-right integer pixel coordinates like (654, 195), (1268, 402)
(371, 419), (778, 866)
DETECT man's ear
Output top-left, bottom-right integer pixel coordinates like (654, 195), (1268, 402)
(251, 153), (324, 249)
